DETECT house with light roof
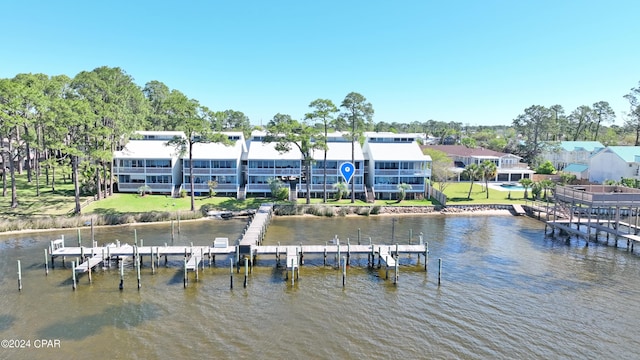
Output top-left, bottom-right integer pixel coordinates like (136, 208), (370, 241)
(113, 131), (184, 195)
(589, 146), (640, 183)
(181, 132), (246, 197)
(541, 141), (604, 172)
(363, 132), (431, 200)
(242, 131), (303, 197)
(307, 132), (365, 198)
(422, 145), (532, 182)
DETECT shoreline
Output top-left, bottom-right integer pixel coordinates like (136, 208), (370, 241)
(0, 204), (519, 237)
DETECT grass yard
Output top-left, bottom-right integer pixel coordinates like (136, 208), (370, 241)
(0, 174), (93, 217)
(439, 182), (527, 204)
(2, 171), (529, 219)
(82, 193), (273, 214)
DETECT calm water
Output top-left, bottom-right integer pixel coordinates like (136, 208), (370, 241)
(1, 215), (640, 359)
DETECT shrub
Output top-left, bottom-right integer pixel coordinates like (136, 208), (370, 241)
(370, 206), (381, 215)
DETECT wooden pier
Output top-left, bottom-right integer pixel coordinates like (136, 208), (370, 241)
(512, 204), (526, 216)
(542, 184), (640, 253)
(46, 233), (429, 289)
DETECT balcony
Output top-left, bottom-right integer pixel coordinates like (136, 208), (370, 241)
(296, 184), (364, 192)
(143, 167), (172, 174)
(183, 168), (238, 175)
(183, 183), (239, 192)
(499, 163), (529, 169)
(373, 184), (425, 192)
(245, 184), (272, 192)
(117, 183), (173, 193)
(246, 168), (301, 176)
(114, 167), (146, 174)
(374, 169), (430, 176)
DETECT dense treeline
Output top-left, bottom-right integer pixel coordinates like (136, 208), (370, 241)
(1, 66), (638, 213)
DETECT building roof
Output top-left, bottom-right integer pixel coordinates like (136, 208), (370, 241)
(114, 140), (181, 159)
(134, 131), (185, 138)
(559, 141), (604, 152)
(189, 137), (246, 160)
(313, 141), (364, 161)
(366, 142), (431, 162)
(421, 145), (519, 159)
(599, 146), (640, 162)
(563, 163), (589, 173)
(245, 141), (304, 160)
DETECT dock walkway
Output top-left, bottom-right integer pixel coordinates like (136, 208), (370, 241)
(512, 204), (526, 216)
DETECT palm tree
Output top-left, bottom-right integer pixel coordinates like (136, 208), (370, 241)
(333, 181), (349, 201)
(519, 178), (533, 199)
(207, 180), (218, 198)
(540, 179), (555, 201)
(480, 160), (497, 199)
(462, 163), (481, 200)
(397, 183), (412, 202)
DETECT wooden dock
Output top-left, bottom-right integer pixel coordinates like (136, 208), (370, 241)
(43, 204), (434, 290)
(546, 219), (640, 252)
(512, 204), (526, 216)
(47, 235), (428, 289)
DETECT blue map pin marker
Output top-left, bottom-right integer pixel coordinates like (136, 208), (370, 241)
(340, 162), (355, 183)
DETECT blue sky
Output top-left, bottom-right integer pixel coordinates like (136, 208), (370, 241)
(1, 1), (638, 127)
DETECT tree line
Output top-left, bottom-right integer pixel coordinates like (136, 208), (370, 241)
(2, 65), (638, 214)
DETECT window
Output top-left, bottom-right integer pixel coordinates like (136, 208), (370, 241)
(146, 175), (171, 184)
(212, 160), (234, 168)
(146, 159), (171, 168)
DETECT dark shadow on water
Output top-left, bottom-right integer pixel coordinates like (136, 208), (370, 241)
(0, 314), (16, 332)
(167, 269), (186, 285)
(36, 303), (161, 341)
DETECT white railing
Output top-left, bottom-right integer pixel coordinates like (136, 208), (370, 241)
(246, 168), (301, 176)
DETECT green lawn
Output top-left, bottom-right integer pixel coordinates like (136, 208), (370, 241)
(439, 182), (527, 204)
(1, 172), (528, 218)
(0, 174), (93, 217)
(82, 193), (273, 214)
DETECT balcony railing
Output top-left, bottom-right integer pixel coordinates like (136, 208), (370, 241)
(117, 183), (173, 192)
(182, 183), (239, 192)
(500, 163), (529, 169)
(373, 184), (425, 192)
(296, 184), (364, 192)
(373, 169), (431, 176)
(246, 168), (301, 176)
(183, 168), (238, 175)
(245, 184), (272, 192)
(142, 167), (172, 174)
(114, 167), (146, 174)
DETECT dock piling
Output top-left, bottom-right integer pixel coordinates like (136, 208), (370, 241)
(438, 258), (442, 286)
(291, 258), (295, 286)
(183, 258), (187, 288)
(44, 249), (49, 276)
(244, 257), (248, 288)
(136, 257), (141, 289)
(394, 257), (399, 285)
(119, 261), (124, 290)
(151, 247), (155, 274)
(230, 258), (234, 289)
(17, 260), (22, 291)
(385, 256), (389, 280)
(342, 256), (347, 287)
(71, 261), (76, 291)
